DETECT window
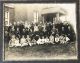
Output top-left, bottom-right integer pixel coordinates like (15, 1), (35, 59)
(33, 11), (38, 23)
(5, 11), (9, 26)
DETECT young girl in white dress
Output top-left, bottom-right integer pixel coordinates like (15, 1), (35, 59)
(41, 36), (45, 44)
(20, 35), (28, 47)
(55, 34), (60, 44)
(37, 37), (42, 45)
(31, 38), (37, 45)
(64, 35), (70, 44)
(9, 35), (16, 47)
(45, 37), (49, 44)
(15, 37), (21, 47)
(59, 35), (64, 44)
(26, 35), (31, 46)
(49, 34), (54, 44)
(59, 34), (70, 44)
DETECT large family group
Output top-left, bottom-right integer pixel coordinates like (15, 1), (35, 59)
(4, 21), (76, 47)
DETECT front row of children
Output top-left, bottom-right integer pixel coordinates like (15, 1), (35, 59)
(9, 34), (70, 47)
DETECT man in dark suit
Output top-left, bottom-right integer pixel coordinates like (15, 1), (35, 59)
(63, 21), (76, 42)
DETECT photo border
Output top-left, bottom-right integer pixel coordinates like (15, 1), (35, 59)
(0, 0), (79, 63)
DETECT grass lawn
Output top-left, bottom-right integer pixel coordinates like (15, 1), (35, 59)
(4, 42), (77, 61)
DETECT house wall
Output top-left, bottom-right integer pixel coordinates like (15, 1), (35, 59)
(14, 4), (43, 23)
(14, 4), (53, 23)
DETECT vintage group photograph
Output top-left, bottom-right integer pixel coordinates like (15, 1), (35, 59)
(3, 3), (77, 61)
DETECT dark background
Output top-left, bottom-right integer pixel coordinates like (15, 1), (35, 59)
(0, 0), (79, 63)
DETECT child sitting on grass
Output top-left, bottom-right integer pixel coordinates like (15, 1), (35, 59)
(9, 35), (16, 47)
(41, 36), (45, 44)
(64, 35), (70, 44)
(26, 35), (31, 46)
(49, 34), (55, 44)
(15, 37), (21, 47)
(59, 34), (70, 44)
(45, 36), (49, 44)
(37, 37), (43, 45)
(55, 34), (60, 44)
(59, 34), (64, 44)
(31, 38), (37, 46)
(20, 35), (28, 47)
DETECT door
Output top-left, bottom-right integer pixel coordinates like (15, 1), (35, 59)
(45, 15), (53, 23)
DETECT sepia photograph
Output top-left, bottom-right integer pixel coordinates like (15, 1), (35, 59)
(3, 3), (78, 61)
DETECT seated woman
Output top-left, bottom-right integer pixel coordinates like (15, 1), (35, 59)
(54, 34), (60, 44)
(15, 37), (21, 47)
(9, 35), (16, 47)
(20, 35), (28, 47)
(49, 34), (54, 44)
